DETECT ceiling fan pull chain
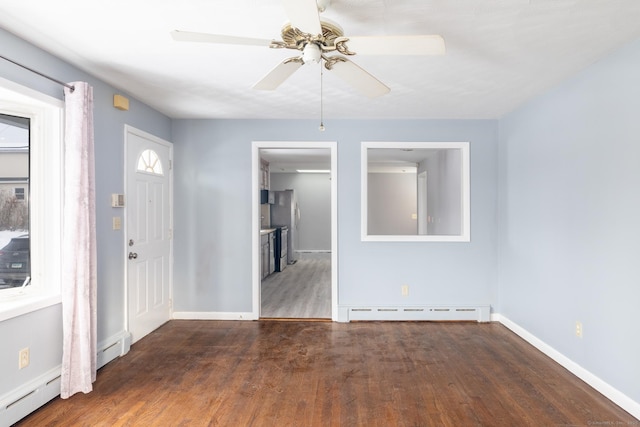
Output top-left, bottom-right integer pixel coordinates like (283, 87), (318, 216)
(319, 62), (325, 131)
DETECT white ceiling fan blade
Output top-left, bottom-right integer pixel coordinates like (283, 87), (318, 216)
(339, 35), (445, 55)
(328, 58), (390, 98)
(171, 30), (272, 47)
(253, 58), (304, 90)
(282, 0), (322, 35)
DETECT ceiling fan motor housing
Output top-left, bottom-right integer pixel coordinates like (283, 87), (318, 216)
(280, 21), (344, 51)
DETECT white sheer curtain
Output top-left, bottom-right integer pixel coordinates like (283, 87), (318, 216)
(60, 81), (97, 398)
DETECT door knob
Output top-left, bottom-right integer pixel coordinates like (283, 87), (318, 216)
(128, 252), (138, 260)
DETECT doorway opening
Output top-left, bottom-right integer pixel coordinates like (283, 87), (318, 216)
(251, 141), (337, 321)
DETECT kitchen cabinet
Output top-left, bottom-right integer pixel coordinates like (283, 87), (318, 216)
(260, 228), (276, 279)
(269, 232), (275, 274)
(260, 159), (270, 190)
(261, 233), (270, 279)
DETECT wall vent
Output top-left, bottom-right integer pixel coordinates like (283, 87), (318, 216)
(6, 390), (35, 410)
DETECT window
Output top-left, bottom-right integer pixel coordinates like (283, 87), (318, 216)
(0, 114), (30, 288)
(361, 141), (470, 242)
(137, 149), (163, 175)
(0, 77), (63, 319)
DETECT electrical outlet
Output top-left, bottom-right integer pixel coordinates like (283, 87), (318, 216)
(401, 285), (409, 296)
(575, 321), (583, 338)
(19, 347), (29, 369)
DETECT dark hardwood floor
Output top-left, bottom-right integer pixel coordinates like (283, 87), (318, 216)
(15, 320), (635, 426)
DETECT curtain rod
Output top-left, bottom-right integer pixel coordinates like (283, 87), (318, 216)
(0, 54), (75, 92)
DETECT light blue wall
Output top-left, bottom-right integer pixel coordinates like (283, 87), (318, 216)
(368, 172), (417, 235)
(172, 119), (499, 312)
(0, 28), (171, 398)
(498, 38), (640, 403)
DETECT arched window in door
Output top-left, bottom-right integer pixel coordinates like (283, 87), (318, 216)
(137, 149), (164, 175)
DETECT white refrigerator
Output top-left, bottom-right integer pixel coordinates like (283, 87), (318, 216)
(270, 189), (299, 265)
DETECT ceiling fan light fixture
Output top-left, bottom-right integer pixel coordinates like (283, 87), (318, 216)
(302, 43), (321, 64)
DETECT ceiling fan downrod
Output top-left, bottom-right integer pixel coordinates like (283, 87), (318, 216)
(317, 0), (331, 13)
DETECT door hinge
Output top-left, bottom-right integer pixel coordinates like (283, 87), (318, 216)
(169, 159), (172, 170)
(168, 228), (173, 239)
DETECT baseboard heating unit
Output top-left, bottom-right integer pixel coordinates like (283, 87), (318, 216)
(0, 367), (61, 427)
(0, 331), (131, 427)
(345, 305), (491, 322)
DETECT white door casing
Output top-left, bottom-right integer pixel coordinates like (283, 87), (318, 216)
(251, 141), (338, 321)
(417, 171), (427, 235)
(125, 126), (172, 343)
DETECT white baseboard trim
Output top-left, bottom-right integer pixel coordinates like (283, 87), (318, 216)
(495, 314), (640, 420)
(0, 329), (131, 427)
(172, 311), (256, 321)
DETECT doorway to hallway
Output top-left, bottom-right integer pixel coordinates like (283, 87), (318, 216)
(251, 141), (337, 320)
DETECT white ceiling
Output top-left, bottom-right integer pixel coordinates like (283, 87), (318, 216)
(1, 0), (639, 121)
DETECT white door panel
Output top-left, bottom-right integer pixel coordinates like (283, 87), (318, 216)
(125, 127), (172, 343)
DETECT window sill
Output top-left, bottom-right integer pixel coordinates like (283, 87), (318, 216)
(0, 292), (61, 322)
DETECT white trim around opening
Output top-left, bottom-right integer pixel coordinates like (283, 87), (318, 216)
(251, 141), (338, 321)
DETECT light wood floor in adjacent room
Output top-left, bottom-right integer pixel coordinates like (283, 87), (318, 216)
(260, 252), (331, 319)
(15, 320), (636, 426)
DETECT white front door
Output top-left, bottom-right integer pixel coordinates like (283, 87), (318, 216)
(125, 126), (172, 343)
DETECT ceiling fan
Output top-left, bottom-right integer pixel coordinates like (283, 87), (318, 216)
(171, 0), (445, 98)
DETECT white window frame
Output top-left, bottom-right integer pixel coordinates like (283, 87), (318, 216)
(0, 77), (63, 321)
